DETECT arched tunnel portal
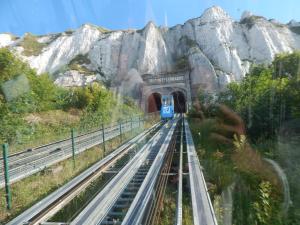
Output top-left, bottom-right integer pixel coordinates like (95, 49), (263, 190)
(146, 89), (187, 114)
(172, 91), (186, 113)
(147, 92), (162, 113)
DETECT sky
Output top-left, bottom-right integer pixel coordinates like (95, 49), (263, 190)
(0, 0), (299, 36)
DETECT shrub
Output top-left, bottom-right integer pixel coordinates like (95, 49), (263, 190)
(19, 33), (46, 56)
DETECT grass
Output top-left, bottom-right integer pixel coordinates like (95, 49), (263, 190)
(69, 54), (91, 66)
(240, 16), (265, 29)
(9, 109), (149, 155)
(96, 26), (110, 33)
(179, 35), (198, 48)
(182, 193), (194, 225)
(0, 127), (146, 224)
(19, 33), (46, 56)
(64, 29), (74, 35)
(157, 181), (194, 225)
(158, 184), (176, 225)
(187, 117), (288, 224)
(9, 109), (82, 154)
(175, 56), (189, 70)
(67, 54), (94, 75)
(68, 63), (94, 75)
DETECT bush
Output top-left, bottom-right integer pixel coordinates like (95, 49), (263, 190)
(175, 56), (189, 70)
(216, 54), (300, 140)
(19, 33), (46, 56)
(0, 47), (141, 147)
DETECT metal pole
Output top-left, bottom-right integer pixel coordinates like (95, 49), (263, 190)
(2, 143), (12, 210)
(131, 117), (133, 135)
(71, 128), (76, 168)
(119, 121), (122, 144)
(102, 123), (106, 155)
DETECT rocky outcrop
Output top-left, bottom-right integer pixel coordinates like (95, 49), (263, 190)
(0, 34), (14, 47)
(1, 6), (300, 97)
(54, 70), (97, 87)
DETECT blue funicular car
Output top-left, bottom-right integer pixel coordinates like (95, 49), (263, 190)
(160, 95), (174, 120)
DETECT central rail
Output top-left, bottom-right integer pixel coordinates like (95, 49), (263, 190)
(185, 119), (218, 225)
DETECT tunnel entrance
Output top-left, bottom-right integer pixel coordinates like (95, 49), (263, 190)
(147, 93), (162, 113)
(172, 91), (186, 113)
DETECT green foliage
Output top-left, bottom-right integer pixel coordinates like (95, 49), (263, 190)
(1, 74), (30, 101)
(179, 35), (198, 48)
(273, 52), (300, 79)
(216, 53), (300, 140)
(195, 89), (216, 117)
(188, 118), (235, 194)
(97, 26), (110, 33)
(0, 47), (141, 147)
(189, 52), (300, 225)
(69, 54), (91, 65)
(253, 181), (273, 224)
(0, 106), (25, 144)
(19, 33), (46, 56)
(64, 29), (74, 35)
(68, 54), (95, 75)
(202, 158), (235, 194)
(191, 52), (300, 225)
(159, 185), (176, 225)
(0, 48), (28, 83)
(289, 26), (300, 35)
(175, 56), (189, 70)
(232, 175), (261, 225)
(240, 16), (265, 29)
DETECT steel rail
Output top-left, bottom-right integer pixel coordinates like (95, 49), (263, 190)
(175, 118), (184, 225)
(145, 120), (178, 225)
(7, 122), (160, 225)
(70, 121), (172, 225)
(184, 118), (218, 225)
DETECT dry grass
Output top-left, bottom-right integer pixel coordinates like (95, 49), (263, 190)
(19, 34), (46, 56)
(24, 109), (82, 126)
(11, 111), (153, 155)
(9, 109), (83, 154)
(231, 145), (282, 190)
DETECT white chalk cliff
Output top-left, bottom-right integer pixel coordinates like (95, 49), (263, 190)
(1, 6), (300, 98)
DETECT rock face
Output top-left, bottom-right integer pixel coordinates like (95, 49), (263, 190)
(0, 34), (14, 47)
(53, 70), (97, 87)
(1, 6), (300, 98)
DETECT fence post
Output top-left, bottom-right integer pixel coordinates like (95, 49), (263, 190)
(102, 123), (106, 156)
(71, 128), (76, 168)
(2, 143), (12, 210)
(119, 121), (122, 144)
(138, 116), (140, 128)
(131, 117), (133, 135)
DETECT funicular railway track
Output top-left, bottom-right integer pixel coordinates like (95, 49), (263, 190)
(8, 116), (218, 225)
